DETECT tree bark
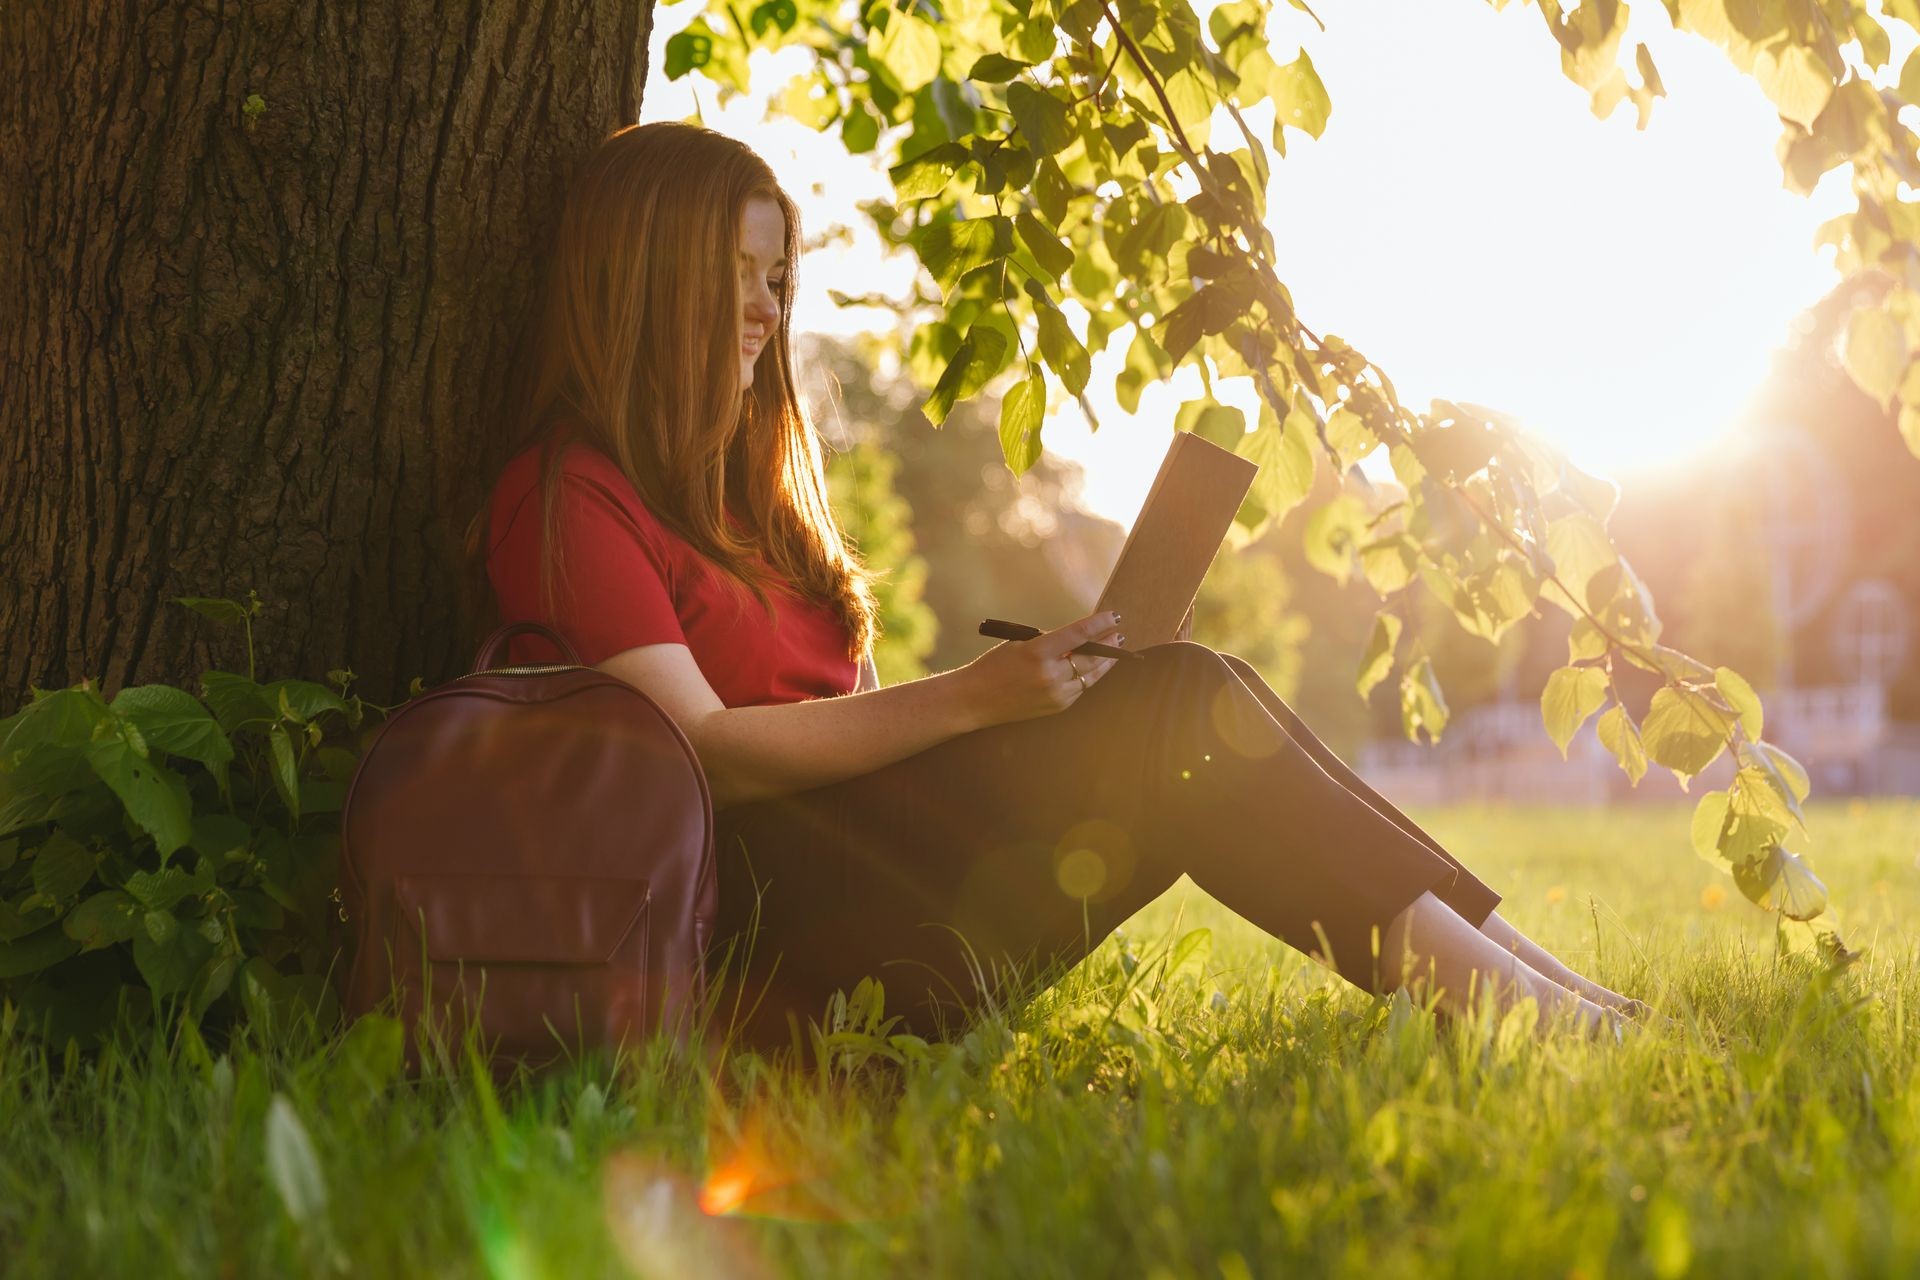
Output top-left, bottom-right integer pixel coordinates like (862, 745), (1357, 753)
(0, 0), (654, 709)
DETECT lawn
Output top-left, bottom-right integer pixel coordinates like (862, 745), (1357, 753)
(4, 801), (1918, 1278)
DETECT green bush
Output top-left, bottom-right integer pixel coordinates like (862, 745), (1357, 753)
(0, 593), (390, 1047)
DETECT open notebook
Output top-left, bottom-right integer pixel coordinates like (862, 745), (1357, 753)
(1095, 430), (1259, 648)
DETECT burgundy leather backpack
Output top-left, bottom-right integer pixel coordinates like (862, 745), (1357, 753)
(339, 621), (716, 1060)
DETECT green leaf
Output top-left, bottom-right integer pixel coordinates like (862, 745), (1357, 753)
(1015, 211), (1074, 281)
(999, 373), (1046, 476)
(1302, 495), (1367, 583)
(85, 732), (193, 857)
(1399, 654), (1449, 744)
(3, 687), (110, 755)
(1035, 306), (1091, 395)
(840, 101), (880, 154)
(0, 925), (79, 979)
(1690, 790), (1731, 862)
(967, 53), (1031, 82)
(1712, 667), (1763, 740)
(1842, 307), (1903, 411)
(1359, 536), (1419, 595)
(1007, 82), (1074, 156)
(1568, 617), (1609, 662)
(268, 724), (301, 823)
(1756, 741), (1810, 801)
(30, 830), (95, 903)
(172, 596), (253, 626)
(1236, 410), (1316, 521)
(1752, 41), (1833, 128)
(748, 0), (797, 38)
(1733, 847), (1828, 921)
(1167, 927), (1211, 979)
(663, 24), (716, 79)
(126, 866), (203, 914)
(1356, 613), (1403, 700)
(890, 142), (969, 201)
(1324, 407), (1376, 469)
(200, 671), (277, 734)
(915, 216), (1012, 298)
(133, 919), (210, 996)
(266, 680), (349, 725)
(1540, 666), (1609, 758)
(1539, 513), (1618, 618)
(110, 685), (234, 769)
(1271, 49), (1331, 139)
(189, 813), (253, 860)
(1640, 687), (1735, 786)
(869, 12), (943, 92)
(63, 890), (139, 951)
(1595, 705), (1648, 785)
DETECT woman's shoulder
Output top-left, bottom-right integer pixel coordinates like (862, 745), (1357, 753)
(490, 426), (684, 550)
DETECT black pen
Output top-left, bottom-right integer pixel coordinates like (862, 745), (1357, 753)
(978, 618), (1145, 661)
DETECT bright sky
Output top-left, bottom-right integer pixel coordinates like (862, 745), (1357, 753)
(641, 0), (1862, 525)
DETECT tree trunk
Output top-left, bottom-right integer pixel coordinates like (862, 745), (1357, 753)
(0, 0), (654, 709)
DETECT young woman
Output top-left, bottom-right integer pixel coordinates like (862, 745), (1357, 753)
(474, 121), (1645, 1051)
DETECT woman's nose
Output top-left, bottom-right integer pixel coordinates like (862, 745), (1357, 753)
(746, 286), (779, 324)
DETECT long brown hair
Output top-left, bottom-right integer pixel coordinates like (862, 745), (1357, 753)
(466, 121), (877, 660)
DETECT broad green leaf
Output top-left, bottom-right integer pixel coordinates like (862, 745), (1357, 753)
(172, 596), (253, 626)
(3, 687), (110, 755)
(133, 923), (210, 996)
(110, 685), (233, 769)
(1568, 617), (1609, 662)
(266, 680), (349, 725)
(126, 866), (203, 914)
(200, 671), (277, 734)
(1035, 306), (1091, 395)
(1539, 513), (1617, 617)
(1712, 666), (1763, 739)
(663, 22), (716, 79)
(840, 101), (880, 154)
(1356, 613), (1402, 700)
(1302, 495), (1368, 583)
(1733, 846), (1828, 920)
(1540, 665), (1609, 758)
(748, 0), (797, 38)
(999, 373), (1046, 476)
(1752, 41), (1833, 128)
(0, 925), (79, 979)
(1841, 307), (1903, 410)
(1272, 49), (1331, 139)
(915, 216), (1012, 298)
(1236, 410), (1316, 521)
(1640, 687), (1735, 786)
(967, 53), (1031, 82)
(868, 12), (943, 92)
(890, 142), (968, 201)
(1358, 536), (1419, 595)
(1399, 655), (1449, 744)
(925, 323), (1011, 426)
(1690, 789), (1731, 862)
(1007, 82), (1074, 155)
(64, 889), (138, 950)
(85, 732), (192, 857)
(30, 830), (95, 903)
(189, 812), (253, 860)
(1595, 705), (1648, 784)
(1015, 211), (1075, 281)
(1756, 741), (1810, 801)
(1324, 406), (1376, 469)
(268, 724), (302, 823)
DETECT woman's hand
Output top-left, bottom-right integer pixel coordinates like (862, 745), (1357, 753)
(953, 610), (1126, 728)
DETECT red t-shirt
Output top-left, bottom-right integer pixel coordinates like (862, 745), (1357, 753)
(484, 432), (858, 707)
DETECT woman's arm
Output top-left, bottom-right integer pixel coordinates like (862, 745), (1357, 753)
(599, 644), (975, 808)
(597, 611), (1124, 808)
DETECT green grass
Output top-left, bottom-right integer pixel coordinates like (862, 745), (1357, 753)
(4, 801), (1919, 1278)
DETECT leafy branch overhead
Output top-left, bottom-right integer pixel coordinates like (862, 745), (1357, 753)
(664, 0), (1910, 958)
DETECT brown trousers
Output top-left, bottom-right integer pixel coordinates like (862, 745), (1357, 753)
(706, 641), (1500, 1048)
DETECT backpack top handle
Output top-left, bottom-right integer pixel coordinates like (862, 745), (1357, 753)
(472, 621), (583, 673)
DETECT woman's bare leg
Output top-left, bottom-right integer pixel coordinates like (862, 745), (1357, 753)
(1477, 911), (1648, 1016)
(1381, 891), (1621, 1037)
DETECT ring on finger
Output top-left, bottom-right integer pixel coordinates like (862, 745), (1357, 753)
(1066, 654), (1088, 691)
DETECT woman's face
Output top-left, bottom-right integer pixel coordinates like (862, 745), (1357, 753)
(736, 195), (786, 391)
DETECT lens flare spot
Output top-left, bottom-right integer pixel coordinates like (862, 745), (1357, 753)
(1700, 883), (1727, 910)
(1545, 885), (1567, 904)
(1180, 769), (1192, 780)
(1210, 683), (1281, 759)
(1055, 847), (1108, 899)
